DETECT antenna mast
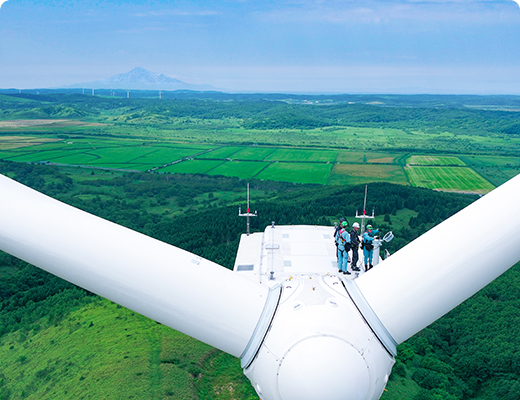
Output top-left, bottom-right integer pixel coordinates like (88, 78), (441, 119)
(238, 183), (257, 236)
(356, 185), (375, 236)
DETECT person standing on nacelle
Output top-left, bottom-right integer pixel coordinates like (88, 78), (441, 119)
(350, 222), (361, 272)
(336, 220), (351, 275)
(363, 224), (379, 270)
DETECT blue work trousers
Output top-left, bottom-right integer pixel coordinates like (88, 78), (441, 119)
(363, 248), (374, 266)
(338, 248), (349, 272)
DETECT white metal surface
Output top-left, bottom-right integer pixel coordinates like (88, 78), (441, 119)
(0, 174), (268, 357)
(234, 225), (342, 284)
(356, 173), (520, 344)
(244, 274), (394, 400)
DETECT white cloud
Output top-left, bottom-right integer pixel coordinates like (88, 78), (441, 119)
(134, 10), (220, 18)
(0, 0), (9, 10)
(258, 0), (519, 24)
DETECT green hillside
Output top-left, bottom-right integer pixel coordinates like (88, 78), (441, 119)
(0, 298), (255, 400)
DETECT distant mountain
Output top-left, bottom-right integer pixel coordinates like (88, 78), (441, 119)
(66, 67), (215, 91)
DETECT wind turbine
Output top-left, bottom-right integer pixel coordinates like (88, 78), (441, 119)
(1, 172), (520, 400)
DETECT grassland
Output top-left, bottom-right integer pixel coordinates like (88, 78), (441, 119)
(328, 164), (408, 185)
(460, 154), (520, 186)
(162, 159), (225, 174)
(406, 166), (495, 194)
(207, 161), (269, 179)
(264, 148), (337, 162)
(0, 135), (60, 150)
(0, 298), (256, 400)
(228, 146), (277, 160)
(255, 162), (333, 184)
(196, 146), (242, 159)
(407, 155), (466, 166)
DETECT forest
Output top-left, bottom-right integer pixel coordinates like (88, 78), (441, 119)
(1, 159), (519, 399)
(1, 91), (520, 138)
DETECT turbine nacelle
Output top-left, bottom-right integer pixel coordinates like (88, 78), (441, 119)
(244, 274), (394, 400)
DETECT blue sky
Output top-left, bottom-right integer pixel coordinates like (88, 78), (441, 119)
(1, 0), (519, 93)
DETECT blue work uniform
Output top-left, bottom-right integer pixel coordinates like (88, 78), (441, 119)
(363, 229), (379, 268)
(336, 228), (351, 273)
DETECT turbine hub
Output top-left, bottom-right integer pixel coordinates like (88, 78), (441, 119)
(277, 335), (370, 400)
(243, 274), (394, 400)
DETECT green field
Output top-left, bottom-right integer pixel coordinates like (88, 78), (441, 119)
(329, 163), (408, 185)
(407, 155), (466, 166)
(161, 159), (225, 174)
(229, 146), (277, 161)
(197, 146), (242, 159)
(336, 151), (399, 164)
(4, 149), (89, 163)
(256, 162), (333, 184)
(460, 155), (520, 186)
(406, 166), (495, 193)
(207, 160), (269, 179)
(126, 147), (211, 165)
(1, 127), (517, 192)
(264, 148), (337, 162)
(0, 136), (509, 191)
(50, 152), (101, 164)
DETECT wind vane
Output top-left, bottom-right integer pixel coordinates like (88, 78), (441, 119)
(355, 185), (375, 236)
(238, 183), (257, 236)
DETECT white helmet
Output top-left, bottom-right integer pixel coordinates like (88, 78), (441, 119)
(353, 222), (360, 228)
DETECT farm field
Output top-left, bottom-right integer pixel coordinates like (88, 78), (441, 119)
(336, 151), (400, 164)
(405, 166), (495, 194)
(328, 164), (408, 185)
(0, 133), (511, 192)
(206, 160), (269, 179)
(264, 148), (337, 163)
(161, 159), (225, 174)
(0, 135), (60, 150)
(195, 146), (242, 159)
(407, 155), (466, 166)
(229, 146), (277, 160)
(255, 162), (333, 184)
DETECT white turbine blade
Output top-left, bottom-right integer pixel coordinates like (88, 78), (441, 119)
(356, 173), (520, 344)
(0, 174), (269, 357)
